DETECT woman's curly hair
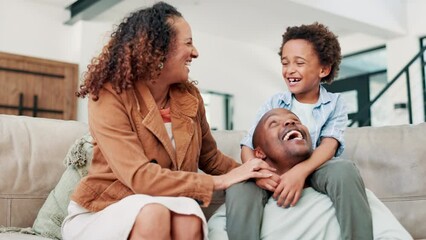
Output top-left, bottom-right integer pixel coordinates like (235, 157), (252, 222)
(278, 22), (341, 84)
(76, 2), (182, 100)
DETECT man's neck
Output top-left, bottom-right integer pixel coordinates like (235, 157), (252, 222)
(265, 159), (291, 176)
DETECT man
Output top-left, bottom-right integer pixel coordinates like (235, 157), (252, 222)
(208, 108), (412, 240)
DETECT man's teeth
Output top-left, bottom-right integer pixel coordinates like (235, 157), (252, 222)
(283, 130), (303, 141)
(185, 61), (191, 66)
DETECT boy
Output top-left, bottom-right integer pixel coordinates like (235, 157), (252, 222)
(226, 23), (373, 240)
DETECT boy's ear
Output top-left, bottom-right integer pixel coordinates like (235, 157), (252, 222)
(319, 65), (331, 78)
(254, 147), (267, 160)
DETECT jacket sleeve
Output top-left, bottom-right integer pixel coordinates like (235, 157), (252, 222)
(88, 88), (215, 206)
(240, 94), (278, 149)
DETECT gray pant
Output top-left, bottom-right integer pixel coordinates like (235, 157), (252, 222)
(225, 159), (373, 240)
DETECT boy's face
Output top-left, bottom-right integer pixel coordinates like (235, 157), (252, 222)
(280, 39), (330, 103)
(255, 108), (312, 166)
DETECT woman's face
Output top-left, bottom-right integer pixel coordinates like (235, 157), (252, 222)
(159, 17), (199, 85)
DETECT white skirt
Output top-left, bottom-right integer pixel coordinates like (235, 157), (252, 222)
(62, 194), (208, 240)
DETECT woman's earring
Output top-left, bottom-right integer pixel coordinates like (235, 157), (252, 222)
(158, 62), (164, 70)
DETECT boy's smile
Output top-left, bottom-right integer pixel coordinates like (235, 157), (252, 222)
(280, 39), (330, 103)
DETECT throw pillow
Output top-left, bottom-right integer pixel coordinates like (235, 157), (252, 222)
(32, 133), (93, 240)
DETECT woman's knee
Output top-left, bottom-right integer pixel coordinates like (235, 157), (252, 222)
(130, 204), (171, 239)
(171, 214), (202, 240)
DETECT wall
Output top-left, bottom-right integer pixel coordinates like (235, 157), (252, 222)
(0, 0), (284, 130)
(1, 0), (425, 129)
(291, 0), (406, 38)
(75, 21), (114, 124)
(371, 0), (426, 126)
(190, 32), (283, 130)
(0, 0), (77, 63)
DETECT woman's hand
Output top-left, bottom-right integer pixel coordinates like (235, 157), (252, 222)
(212, 158), (276, 190)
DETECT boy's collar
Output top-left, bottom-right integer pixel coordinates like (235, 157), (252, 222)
(280, 85), (332, 107)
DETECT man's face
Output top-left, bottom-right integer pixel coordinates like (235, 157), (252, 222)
(256, 108), (313, 166)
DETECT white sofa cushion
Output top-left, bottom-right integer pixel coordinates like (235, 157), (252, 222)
(343, 123), (426, 239)
(0, 115), (88, 229)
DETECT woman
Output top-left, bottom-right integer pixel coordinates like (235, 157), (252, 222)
(61, 2), (272, 240)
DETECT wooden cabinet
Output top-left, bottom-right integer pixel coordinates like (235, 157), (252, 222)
(0, 52), (78, 120)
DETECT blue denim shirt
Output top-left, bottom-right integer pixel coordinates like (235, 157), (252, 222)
(241, 85), (348, 157)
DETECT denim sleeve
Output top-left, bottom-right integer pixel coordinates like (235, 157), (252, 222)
(240, 95), (279, 149)
(320, 95), (348, 157)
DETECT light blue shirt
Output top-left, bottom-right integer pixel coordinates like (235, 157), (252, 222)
(241, 85), (348, 157)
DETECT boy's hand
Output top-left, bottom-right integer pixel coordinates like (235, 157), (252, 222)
(255, 169), (280, 192)
(272, 164), (309, 207)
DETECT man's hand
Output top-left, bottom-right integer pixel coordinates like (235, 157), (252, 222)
(273, 164), (309, 207)
(255, 169), (280, 192)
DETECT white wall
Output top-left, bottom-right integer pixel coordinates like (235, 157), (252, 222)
(407, 0), (426, 37)
(383, 0), (426, 125)
(1, 0), (425, 128)
(75, 21), (114, 123)
(0, 0), (77, 63)
(0, 0), (284, 130)
(339, 33), (386, 56)
(335, 0), (426, 126)
(291, 0), (406, 38)
(190, 32), (283, 130)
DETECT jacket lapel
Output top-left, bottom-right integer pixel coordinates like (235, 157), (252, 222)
(170, 85), (198, 170)
(135, 82), (177, 166)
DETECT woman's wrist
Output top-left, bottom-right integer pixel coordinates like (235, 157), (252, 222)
(212, 175), (226, 190)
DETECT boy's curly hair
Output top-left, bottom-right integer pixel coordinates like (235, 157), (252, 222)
(76, 2), (182, 100)
(278, 22), (341, 84)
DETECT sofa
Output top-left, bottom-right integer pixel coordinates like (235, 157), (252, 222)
(0, 114), (425, 239)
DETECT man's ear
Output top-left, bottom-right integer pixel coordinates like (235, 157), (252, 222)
(254, 147), (267, 160)
(319, 65), (331, 78)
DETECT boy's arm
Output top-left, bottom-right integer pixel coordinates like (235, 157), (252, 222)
(274, 93), (348, 207)
(241, 145), (255, 163)
(294, 137), (339, 176)
(273, 137), (339, 207)
(320, 94), (348, 157)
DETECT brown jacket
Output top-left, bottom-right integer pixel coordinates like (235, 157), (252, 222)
(71, 81), (239, 212)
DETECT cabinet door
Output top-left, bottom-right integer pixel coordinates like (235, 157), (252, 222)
(0, 52), (78, 120)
